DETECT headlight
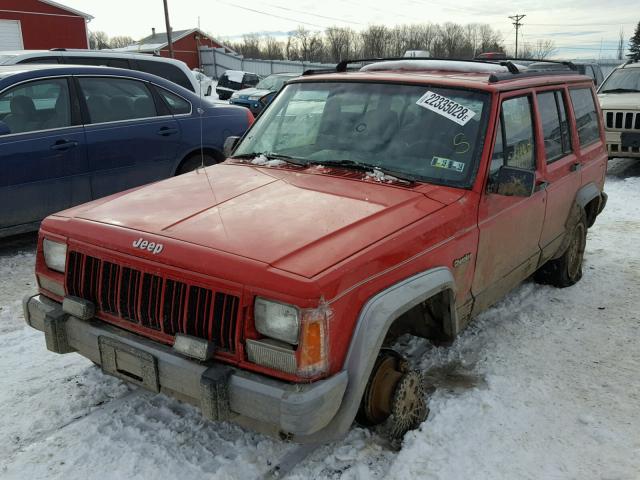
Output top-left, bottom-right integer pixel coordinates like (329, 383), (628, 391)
(230, 92), (240, 99)
(254, 297), (300, 345)
(248, 95), (263, 101)
(43, 239), (67, 273)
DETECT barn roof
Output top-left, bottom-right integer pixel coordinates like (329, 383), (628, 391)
(39, 0), (93, 20)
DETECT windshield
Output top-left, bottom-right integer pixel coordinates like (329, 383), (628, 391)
(235, 82), (490, 187)
(256, 75), (288, 91)
(600, 68), (640, 92)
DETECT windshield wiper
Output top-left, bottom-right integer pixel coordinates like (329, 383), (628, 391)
(309, 160), (417, 184)
(600, 88), (640, 93)
(231, 152), (307, 166)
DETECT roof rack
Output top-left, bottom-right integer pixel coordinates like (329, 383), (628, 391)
(301, 56), (585, 83)
(333, 57), (520, 73)
(499, 57), (577, 70)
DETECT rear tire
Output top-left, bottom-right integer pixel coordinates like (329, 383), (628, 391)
(176, 153), (218, 175)
(534, 211), (587, 288)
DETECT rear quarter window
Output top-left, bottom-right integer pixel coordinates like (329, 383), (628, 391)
(135, 60), (194, 92)
(569, 87), (601, 147)
(156, 88), (191, 115)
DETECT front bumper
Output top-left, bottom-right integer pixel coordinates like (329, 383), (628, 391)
(605, 130), (640, 158)
(24, 294), (348, 442)
(229, 98), (263, 115)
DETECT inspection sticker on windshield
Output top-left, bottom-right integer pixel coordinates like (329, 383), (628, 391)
(431, 156), (465, 172)
(416, 91), (476, 126)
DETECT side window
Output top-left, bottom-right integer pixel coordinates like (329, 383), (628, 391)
(245, 74), (259, 87)
(107, 58), (130, 69)
(491, 96), (536, 173)
(18, 56), (60, 64)
(537, 90), (573, 163)
(135, 60), (194, 92)
(569, 88), (600, 147)
(0, 78), (71, 134)
(65, 57), (106, 66)
(156, 88), (191, 115)
(78, 77), (157, 124)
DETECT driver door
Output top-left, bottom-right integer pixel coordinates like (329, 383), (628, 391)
(472, 92), (547, 314)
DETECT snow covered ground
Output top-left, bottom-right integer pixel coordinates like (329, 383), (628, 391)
(1, 159), (639, 480)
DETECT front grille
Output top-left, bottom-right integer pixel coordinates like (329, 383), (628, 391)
(65, 251), (239, 352)
(604, 110), (640, 131)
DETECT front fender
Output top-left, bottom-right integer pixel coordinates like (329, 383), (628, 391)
(299, 267), (456, 443)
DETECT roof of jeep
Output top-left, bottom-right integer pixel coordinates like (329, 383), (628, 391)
(292, 69), (593, 92)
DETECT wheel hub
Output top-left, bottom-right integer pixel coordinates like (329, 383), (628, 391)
(359, 350), (430, 440)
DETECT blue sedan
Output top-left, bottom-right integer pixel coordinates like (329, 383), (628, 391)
(0, 64), (253, 238)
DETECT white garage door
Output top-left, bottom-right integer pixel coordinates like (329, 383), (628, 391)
(0, 20), (24, 50)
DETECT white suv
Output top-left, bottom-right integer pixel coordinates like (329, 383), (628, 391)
(597, 60), (640, 159)
(0, 50), (201, 94)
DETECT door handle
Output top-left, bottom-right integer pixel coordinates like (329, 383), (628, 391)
(570, 162), (582, 172)
(536, 181), (549, 191)
(50, 139), (78, 151)
(157, 127), (178, 136)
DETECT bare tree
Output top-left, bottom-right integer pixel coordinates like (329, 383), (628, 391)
(285, 33), (298, 60)
(531, 39), (556, 59)
(110, 36), (135, 48)
(360, 25), (388, 58)
(222, 22), (504, 62)
(326, 27), (357, 61)
(617, 27), (625, 60)
(439, 22), (466, 57)
(264, 36), (284, 60)
(89, 31), (110, 50)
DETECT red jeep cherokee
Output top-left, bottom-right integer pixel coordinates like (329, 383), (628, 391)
(24, 59), (608, 443)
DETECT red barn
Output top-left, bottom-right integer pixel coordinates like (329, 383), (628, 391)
(0, 0), (92, 50)
(118, 28), (236, 70)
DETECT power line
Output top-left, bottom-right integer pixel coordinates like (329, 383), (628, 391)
(216, 0), (327, 29)
(509, 14), (526, 58)
(262, 2), (363, 26)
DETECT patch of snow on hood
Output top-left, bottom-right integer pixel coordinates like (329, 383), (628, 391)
(250, 154), (287, 167)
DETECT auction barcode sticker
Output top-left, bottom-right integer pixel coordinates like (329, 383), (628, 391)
(416, 91), (476, 126)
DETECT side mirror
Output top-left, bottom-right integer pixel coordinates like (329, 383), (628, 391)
(223, 136), (241, 158)
(489, 166), (535, 197)
(0, 120), (11, 136)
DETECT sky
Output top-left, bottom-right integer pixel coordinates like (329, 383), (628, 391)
(61, 0), (639, 59)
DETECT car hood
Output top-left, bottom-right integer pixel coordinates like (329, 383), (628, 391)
(233, 87), (272, 98)
(61, 164), (449, 278)
(597, 92), (640, 109)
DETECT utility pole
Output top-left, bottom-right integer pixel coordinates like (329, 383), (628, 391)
(163, 0), (174, 58)
(509, 14), (526, 58)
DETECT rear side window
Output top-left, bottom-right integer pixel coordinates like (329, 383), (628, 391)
(156, 88), (191, 115)
(537, 90), (572, 163)
(135, 60), (194, 92)
(219, 73), (241, 90)
(244, 74), (259, 87)
(569, 88), (600, 147)
(490, 96), (536, 174)
(18, 56), (60, 64)
(78, 77), (158, 123)
(64, 56), (130, 69)
(0, 78), (71, 134)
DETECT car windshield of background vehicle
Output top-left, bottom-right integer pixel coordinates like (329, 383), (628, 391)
(256, 75), (286, 91)
(235, 82), (490, 187)
(600, 69), (640, 93)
